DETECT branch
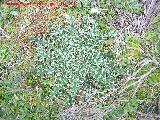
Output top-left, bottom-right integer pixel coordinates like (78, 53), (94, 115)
(143, 0), (160, 29)
(132, 66), (157, 97)
(0, 27), (10, 39)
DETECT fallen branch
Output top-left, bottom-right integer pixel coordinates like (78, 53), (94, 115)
(132, 66), (157, 97)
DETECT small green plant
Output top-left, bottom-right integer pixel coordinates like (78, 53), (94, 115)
(0, 43), (10, 67)
(30, 15), (125, 107)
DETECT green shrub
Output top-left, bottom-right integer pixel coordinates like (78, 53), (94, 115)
(30, 15), (125, 107)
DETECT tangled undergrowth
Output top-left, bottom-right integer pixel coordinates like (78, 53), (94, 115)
(0, 0), (160, 120)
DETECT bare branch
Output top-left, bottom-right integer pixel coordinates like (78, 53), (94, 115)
(132, 66), (157, 97)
